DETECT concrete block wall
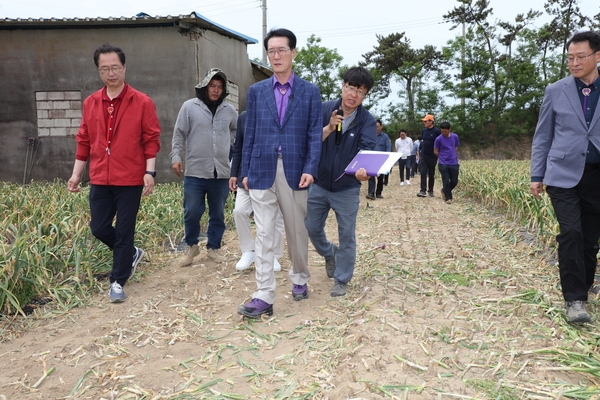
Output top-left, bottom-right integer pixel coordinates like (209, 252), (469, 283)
(35, 91), (82, 137)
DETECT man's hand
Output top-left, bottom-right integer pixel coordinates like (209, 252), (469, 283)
(328, 110), (343, 132)
(299, 173), (314, 188)
(67, 159), (86, 193)
(242, 177), (249, 191)
(530, 182), (544, 199)
(355, 168), (369, 181)
(229, 177), (238, 192)
(142, 174), (155, 197)
(67, 175), (81, 193)
(172, 162), (184, 178)
(322, 110), (344, 141)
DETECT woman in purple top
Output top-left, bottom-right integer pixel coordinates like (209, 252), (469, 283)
(433, 121), (460, 204)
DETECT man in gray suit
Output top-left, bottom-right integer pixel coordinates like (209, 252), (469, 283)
(531, 30), (600, 324)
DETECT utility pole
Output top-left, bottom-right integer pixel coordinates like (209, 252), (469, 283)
(461, 4), (465, 109)
(261, 0), (267, 64)
(461, 20), (465, 109)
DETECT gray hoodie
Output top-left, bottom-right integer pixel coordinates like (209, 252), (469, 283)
(170, 68), (237, 179)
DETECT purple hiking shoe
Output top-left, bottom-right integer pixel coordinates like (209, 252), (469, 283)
(237, 298), (273, 319)
(292, 284), (309, 301)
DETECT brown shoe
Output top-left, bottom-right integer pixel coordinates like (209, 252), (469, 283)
(207, 248), (227, 263)
(171, 244), (199, 268)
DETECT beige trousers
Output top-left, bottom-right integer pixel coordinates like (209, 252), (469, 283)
(234, 187), (284, 258)
(249, 158), (311, 304)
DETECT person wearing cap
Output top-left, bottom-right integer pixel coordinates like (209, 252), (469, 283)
(417, 114), (441, 197)
(170, 68), (237, 267)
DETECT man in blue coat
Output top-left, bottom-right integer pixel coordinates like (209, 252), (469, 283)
(239, 28), (322, 318)
(530, 30), (600, 323)
(366, 120), (391, 199)
(305, 67), (376, 297)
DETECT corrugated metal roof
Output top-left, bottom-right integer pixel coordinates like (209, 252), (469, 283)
(0, 11), (258, 45)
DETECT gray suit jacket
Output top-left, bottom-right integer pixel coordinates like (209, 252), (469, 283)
(531, 75), (600, 188)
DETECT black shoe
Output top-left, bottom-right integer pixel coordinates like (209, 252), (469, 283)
(376, 194), (384, 199)
(417, 191), (427, 197)
(428, 192), (434, 197)
(325, 244), (337, 278)
(365, 194), (375, 200)
(330, 282), (347, 297)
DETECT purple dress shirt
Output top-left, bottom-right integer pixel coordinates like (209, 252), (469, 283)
(273, 74), (295, 153)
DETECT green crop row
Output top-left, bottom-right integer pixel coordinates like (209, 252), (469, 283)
(0, 180), (234, 315)
(460, 160), (558, 246)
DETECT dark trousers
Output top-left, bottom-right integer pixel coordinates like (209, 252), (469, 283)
(89, 184), (143, 286)
(398, 158), (411, 183)
(420, 156), (438, 193)
(409, 155), (417, 177)
(368, 174), (385, 196)
(546, 166), (600, 301)
(438, 164), (459, 200)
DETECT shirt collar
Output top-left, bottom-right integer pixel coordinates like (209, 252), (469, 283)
(102, 83), (129, 101)
(272, 73), (295, 89)
(576, 69), (600, 90)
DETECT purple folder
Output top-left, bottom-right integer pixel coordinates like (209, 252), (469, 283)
(335, 152), (394, 181)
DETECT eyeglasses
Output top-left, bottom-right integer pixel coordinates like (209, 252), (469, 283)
(98, 66), (123, 74)
(343, 84), (367, 98)
(267, 47), (291, 57)
(208, 83), (224, 90)
(567, 51), (598, 64)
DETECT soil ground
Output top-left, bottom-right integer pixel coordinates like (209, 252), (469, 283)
(0, 170), (595, 400)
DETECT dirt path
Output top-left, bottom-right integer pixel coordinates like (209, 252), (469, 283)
(0, 173), (589, 399)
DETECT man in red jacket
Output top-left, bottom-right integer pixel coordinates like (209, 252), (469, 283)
(67, 43), (161, 303)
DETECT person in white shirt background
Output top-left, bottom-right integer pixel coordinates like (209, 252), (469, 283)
(395, 129), (413, 186)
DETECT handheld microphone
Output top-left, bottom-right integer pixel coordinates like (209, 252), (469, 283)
(335, 109), (344, 145)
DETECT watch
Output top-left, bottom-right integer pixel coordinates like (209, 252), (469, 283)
(145, 171), (156, 177)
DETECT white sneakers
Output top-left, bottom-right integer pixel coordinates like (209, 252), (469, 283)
(235, 251), (282, 271)
(406, 180), (411, 185)
(400, 182), (404, 186)
(236, 251), (256, 270)
(274, 258), (282, 272)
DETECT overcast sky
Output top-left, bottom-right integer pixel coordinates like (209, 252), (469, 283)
(2, 0), (599, 67)
(2, 0), (599, 116)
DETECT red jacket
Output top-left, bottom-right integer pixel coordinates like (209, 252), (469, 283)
(75, 84), (161, 186)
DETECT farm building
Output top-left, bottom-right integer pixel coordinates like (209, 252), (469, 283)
(0, 12), (272, 183)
